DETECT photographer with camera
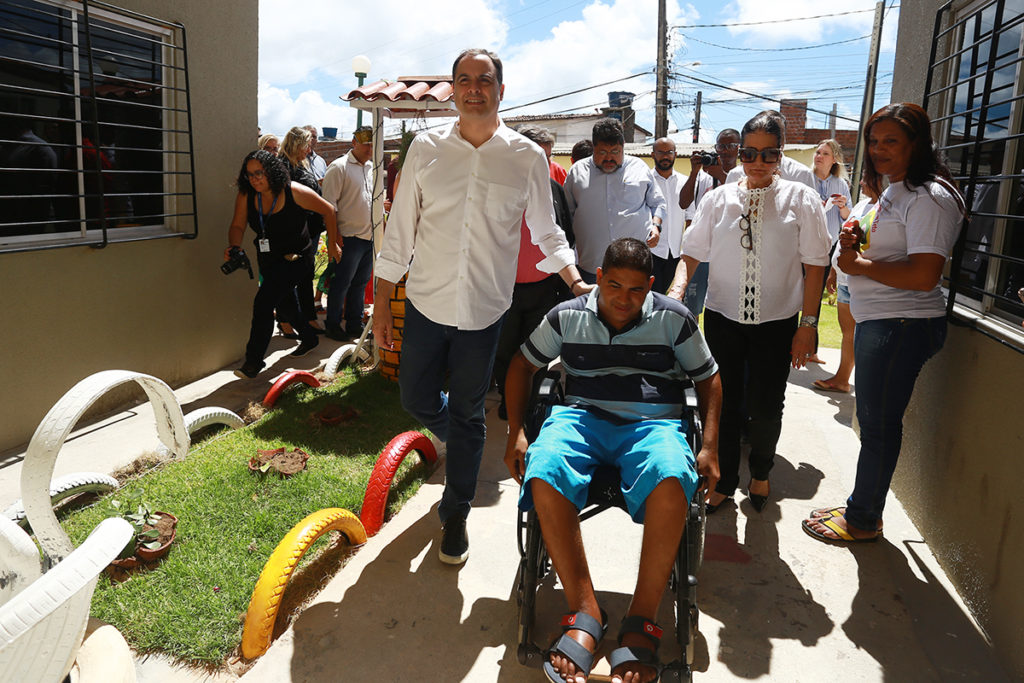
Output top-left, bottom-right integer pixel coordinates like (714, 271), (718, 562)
(226, 150), (340, 379)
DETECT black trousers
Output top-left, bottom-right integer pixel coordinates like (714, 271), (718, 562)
(651, 254), (680, 295)
(703, 309), (797, 495)
(493, 275), (567, 396)
(245, 252), (317, 365)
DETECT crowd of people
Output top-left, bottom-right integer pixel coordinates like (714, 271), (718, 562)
(225, 47), (965, 683)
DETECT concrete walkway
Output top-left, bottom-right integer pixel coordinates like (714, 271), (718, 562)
(1, 346), (1011, 682)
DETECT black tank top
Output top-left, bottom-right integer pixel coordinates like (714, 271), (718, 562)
(246, 185), (312, 257)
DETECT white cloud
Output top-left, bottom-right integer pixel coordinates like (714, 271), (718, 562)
(257, 81), (354, 138)
(719, 0), (884, 43)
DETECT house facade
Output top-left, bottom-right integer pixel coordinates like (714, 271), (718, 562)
(0, 0), (259, 453)
(890, 1), (1024, 676)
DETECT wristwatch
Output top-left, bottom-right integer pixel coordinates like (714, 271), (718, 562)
(799, 315), (818, 329)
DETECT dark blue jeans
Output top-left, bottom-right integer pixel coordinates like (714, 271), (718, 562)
(399, 301), (505, 523)
(326, 236), (373, 332)
(846, 316), (947, 531)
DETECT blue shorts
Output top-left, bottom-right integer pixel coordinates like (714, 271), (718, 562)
(837, 283), (850, 305)
(519, 405), (697, 522)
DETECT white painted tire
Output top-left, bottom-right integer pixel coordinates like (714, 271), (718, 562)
(0, 517), (133, 683)
(20, 370), (188, 567)
(0, 515), (42, 606)
(5, 472), (120, 529)
(324, 343), (373, 378)
(183, 406), (245, 436)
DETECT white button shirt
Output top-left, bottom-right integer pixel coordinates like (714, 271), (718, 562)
(321, 151), (372, 239)
(650, 168), (687, 259)
(376, 121), (575, 330)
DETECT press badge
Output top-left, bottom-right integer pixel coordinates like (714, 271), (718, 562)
(258, 239), (270, 253)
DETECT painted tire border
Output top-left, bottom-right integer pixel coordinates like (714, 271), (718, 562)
(262, 371), (321, 409)
(241, 508), (367, 659)
(183, 406), (245, 435)
(20, 370), (188, 566)
(5, 472), (119, 529)
(360, 431), (438, 537)
(323, 343), (373, 378)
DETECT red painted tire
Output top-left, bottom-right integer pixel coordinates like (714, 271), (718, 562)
(360, 431), (437, 536)
(262, 371), (321, 408)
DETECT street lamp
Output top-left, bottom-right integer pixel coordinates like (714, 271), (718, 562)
(352, 54), (371, 129)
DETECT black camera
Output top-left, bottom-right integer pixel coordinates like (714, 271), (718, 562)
(221, 246), (253, 279)
(695, 151), (719, 166)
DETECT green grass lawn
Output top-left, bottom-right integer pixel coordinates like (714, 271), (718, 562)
(817, 292), (842, 350)
(61, 369), (428, 664)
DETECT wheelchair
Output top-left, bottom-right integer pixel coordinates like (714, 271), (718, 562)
(514, 366), (707, 682)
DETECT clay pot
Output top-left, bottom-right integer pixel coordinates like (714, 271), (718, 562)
(134, 511), (178, 563)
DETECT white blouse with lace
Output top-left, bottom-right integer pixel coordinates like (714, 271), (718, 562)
(682, 176), (831, 324)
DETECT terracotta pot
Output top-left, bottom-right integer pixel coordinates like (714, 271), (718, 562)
(135, 511), (178, 563)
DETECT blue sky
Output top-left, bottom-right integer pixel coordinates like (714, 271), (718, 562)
(258, 0), (899, 143)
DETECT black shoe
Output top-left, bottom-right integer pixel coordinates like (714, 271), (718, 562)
(233, 361), (264, 379)
(439, 517), (469, 565)
(706, 494), (732, 515)
(277, 323), (300, 340)
(311, 326), (326, 335)
(325, 326), (348, 342)
(290, 338), (319, 357)
(748, 480), (770, 512)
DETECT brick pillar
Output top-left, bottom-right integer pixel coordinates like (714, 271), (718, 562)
(780, 99), (808, 145)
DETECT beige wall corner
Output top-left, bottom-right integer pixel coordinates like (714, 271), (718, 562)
(0, 0), (259, 453)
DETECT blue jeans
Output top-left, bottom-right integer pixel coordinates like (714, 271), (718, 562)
(399, 301), (505, 523)
(846, 316), (947, 531)
(326, 236), (373, 332)
(683, 261), (709, 317)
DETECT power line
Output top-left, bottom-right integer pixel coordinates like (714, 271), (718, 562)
(498, 71), (651, 114)
(678, 32), (870, 52)
(672, 7), (889, 29)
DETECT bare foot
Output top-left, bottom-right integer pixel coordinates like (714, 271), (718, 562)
(805, 354), (826, 364)
(813, 378), (850, 393)
(748, 478), (770, 497)
(803, 513), (879, 541)
(610, 631), (658, 683)
(707, 491), (729, 507)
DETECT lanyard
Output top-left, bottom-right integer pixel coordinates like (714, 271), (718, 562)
(256, 192), (278, 239)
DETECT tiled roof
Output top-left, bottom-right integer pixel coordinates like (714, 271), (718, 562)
(345, 76), (453, 103)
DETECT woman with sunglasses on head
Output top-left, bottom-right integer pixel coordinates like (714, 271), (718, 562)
(225, 150), (340, 379)
(669, 110), (831, 513)
(803, 103), (965, 543)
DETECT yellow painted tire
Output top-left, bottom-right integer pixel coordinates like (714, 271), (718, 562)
(241, 508), (367, 659)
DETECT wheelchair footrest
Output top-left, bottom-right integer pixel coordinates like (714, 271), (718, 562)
(518, 642), (545, 668)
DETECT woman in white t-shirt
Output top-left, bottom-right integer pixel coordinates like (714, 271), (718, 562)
(673, 110), (831, 513)
(803, 103), (965, 543)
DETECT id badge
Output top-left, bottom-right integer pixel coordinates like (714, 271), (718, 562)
(258, 238), (270, 253)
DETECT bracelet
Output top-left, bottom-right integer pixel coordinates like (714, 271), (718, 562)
(571, 277), (584, 287)
(799, 315), (818, 329)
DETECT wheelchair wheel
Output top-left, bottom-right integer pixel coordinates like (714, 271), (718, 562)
(516, 510), (548, 667)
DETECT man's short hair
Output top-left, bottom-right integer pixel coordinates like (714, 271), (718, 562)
(602, 237), (652, 276)
(717, 128), (740, 141)
(592, 118), (624, 147)
(452, 48), (503, 85)
(571, 139), (593, 163)
(516, 124), (555, 146)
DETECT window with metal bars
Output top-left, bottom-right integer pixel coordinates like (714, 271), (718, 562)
(0, 0), (196, 253)
(926, 0), (1024, 349)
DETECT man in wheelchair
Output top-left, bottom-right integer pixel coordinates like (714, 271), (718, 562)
(504, 237), (722, 683)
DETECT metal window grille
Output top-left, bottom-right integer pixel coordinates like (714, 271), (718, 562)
(925, 0), (1024, 352)
(0, 0), (197, 253)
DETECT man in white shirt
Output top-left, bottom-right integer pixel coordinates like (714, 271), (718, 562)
(724, 111), (815, 188)
(373, 48), (589, 565)
(649, 137), (687, 294)
(322, 126), (374, 341)
(564, 118), (666, 282)
(305, 125), (327, 182)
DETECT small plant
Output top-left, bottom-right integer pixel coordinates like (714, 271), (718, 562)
(106, 496), (166, 557)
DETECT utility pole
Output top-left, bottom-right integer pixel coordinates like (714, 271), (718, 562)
(655, 0), (668, 138)
(851, 1), (885, 202)
(692, 91), (702, 143)
(829, 102), (837, 139)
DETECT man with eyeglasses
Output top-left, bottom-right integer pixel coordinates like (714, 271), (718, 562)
(725, 111), (815, 189)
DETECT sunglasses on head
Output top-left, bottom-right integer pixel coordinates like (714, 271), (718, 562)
(738, 147), (782, 164)
(354, 130), (373, 144)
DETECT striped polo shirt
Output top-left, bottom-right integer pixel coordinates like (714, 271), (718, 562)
(522, 288), (719, 422)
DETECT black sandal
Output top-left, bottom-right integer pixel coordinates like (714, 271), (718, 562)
(543, 610), (607, 683)
(608, 615), (663, 682)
